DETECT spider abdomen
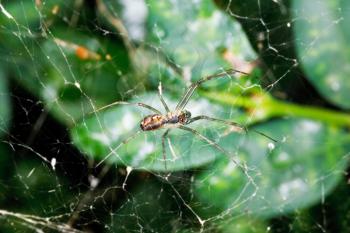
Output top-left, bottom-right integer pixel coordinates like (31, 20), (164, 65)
(140, 114), (165, 131)
(140, 111), (189, 131)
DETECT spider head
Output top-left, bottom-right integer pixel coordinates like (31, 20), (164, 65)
(179, 110), (191, 124)
(184, 110), (191, 119)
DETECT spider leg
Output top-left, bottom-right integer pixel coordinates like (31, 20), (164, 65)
(179, 125), (259, 191)
(96, 130), (142, 168)
(175, 69), (248, 111)
(161, 129), (170, 170)
(188, 115), (245, 132)
(178, 125), (242, 168)
(187, 115), (277, 142)
(158, 81), (170, 112)
(92, 101), (161, 115)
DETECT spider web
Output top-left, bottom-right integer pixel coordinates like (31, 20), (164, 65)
(0, 0), (349, 232)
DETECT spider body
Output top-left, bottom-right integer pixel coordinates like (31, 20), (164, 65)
(140, 110), (191, 131)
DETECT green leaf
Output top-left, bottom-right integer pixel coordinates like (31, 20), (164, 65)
(293, 0), (350, 109)
(0, 69), (11, 137)
(146, 0), (256, 76)
(193, 118), (350, 218)
(36, 28), (134, 126)
(1, 1), (138, 126)
(70, 92), (245, 171)
(8, 26), (135, 126)
(0, 1), (72, 55)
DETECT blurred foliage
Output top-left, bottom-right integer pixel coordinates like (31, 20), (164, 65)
(0, 0), (349, 232)
(0, 144), (74, 232)
(214, 0), (304, 100)
(0, 70), (11, 136)
(145, 0), (257, 74)
(110, 180), (175, 232)
(293, 0), (350, 109)
(0, 0), (135, 126)
(193, 118), (349, 218)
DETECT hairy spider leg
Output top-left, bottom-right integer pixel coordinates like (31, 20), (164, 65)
(158, 81), (170, 112)
(188, 115), (244, 130)
(175, 68), (248, 112)
(97, 127), (173, 170)
(188, 115), (278, 142)
(179, 125), (259, 190)
(96, 130), (143, 167)
(178, 125), (243, 169)
(93, 101), (161, 115)
(161, 129), (170, 170)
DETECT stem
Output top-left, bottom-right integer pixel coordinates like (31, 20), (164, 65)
(271, 99), (350, 127)
(200, 91), (350, 128)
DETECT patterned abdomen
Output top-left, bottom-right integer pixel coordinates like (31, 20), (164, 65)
(140, 114), (165, 131)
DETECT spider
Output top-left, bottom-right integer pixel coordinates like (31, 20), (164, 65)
(95, 69), (276, 169)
